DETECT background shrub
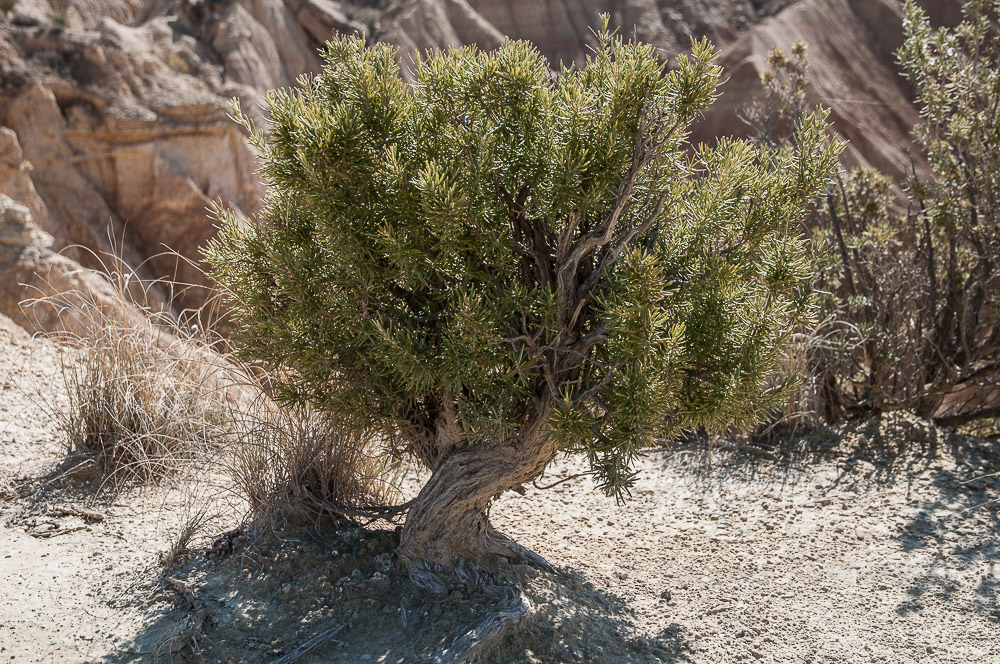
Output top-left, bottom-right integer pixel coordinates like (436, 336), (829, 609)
(748, 0), (1000, 434)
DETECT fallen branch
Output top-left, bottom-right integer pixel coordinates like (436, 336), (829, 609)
(48, 508), (105, 522)
(31, 524), (89, 538)
(271, 623), (347, 664)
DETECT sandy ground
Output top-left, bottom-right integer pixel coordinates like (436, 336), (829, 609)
(1, 312), (998, 663)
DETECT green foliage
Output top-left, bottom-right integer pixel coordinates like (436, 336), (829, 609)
(207, 21), (841, 499)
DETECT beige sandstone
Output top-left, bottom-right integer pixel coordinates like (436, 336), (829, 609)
(0, 0), (965, 334)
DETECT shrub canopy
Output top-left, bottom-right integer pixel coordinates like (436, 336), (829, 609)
(207, 23), (841, 501)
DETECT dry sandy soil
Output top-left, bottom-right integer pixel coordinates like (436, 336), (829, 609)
(1, 314), (998, 664)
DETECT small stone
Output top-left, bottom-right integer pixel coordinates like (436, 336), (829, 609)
(614, 571), (628, 581)
(660, 589), (672, 601)
(988, 616), (998, 623)
(926, 646), (933, 654)
(751, 649), (764, 659)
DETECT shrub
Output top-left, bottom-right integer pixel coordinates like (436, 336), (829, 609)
(207, 20), (841, 590)
(747, 0), (1000, 433)
(895, 0), (1000, 427)
(739, 40), (810, 151)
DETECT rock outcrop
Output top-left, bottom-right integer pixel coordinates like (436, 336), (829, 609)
(0, 0), (967, 334)
(379, 0), (963, 181)
(0, 0), (333, 322)
(0, 192), (138, 335)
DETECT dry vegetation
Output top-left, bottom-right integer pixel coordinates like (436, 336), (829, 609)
(226, 398), (404, 531)
(23, 257), (238, 488)
(743, 4), (1000, 437)
(19, 251), (403, 528)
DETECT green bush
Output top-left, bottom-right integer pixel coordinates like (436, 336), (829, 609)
(207, 20), (840, 589)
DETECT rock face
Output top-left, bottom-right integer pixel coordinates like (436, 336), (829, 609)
(0, 0), (331, 322)
(692, 0), (963, 182)
(0, 0), (966, 333)
(0, 192), (134, 334)
(379, 0), (962, 181)
(377, 0), (799, 70)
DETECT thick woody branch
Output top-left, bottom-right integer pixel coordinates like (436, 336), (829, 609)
(554, 115), (681, 331)
(577, 189), (672, 299)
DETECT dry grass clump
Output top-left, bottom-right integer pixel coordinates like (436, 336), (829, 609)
(227, 398), (403, 530)
(24, 248), (403, 522)
(19, 245), (242, 487)
(49, 300), (238, 487)
(761, 316), (864, 435)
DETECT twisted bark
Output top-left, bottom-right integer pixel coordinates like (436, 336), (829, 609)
(398, 416), (559, 593)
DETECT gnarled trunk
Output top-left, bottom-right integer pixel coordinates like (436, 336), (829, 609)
(399, 419), (559, 594)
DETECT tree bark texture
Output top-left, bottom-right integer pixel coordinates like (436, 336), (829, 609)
(398, 412), (559, 593)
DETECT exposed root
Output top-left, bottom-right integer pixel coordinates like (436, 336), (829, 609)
(272, 623), (347, 664)
(485, 527), (560, 577)
(161, 576), (212, 658)
(421, 586), (532, 664)
(403, 531), (559, 595)
(405, 558), (493, 596)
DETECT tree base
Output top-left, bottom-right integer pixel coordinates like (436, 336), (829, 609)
(402, 524), (559, 595)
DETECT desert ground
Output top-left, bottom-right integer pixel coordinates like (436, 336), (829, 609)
(1, 313), (998, 663)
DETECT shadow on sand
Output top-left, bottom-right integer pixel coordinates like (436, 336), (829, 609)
(663, 412), (1000, 622)
(97, 525), (693, 664)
